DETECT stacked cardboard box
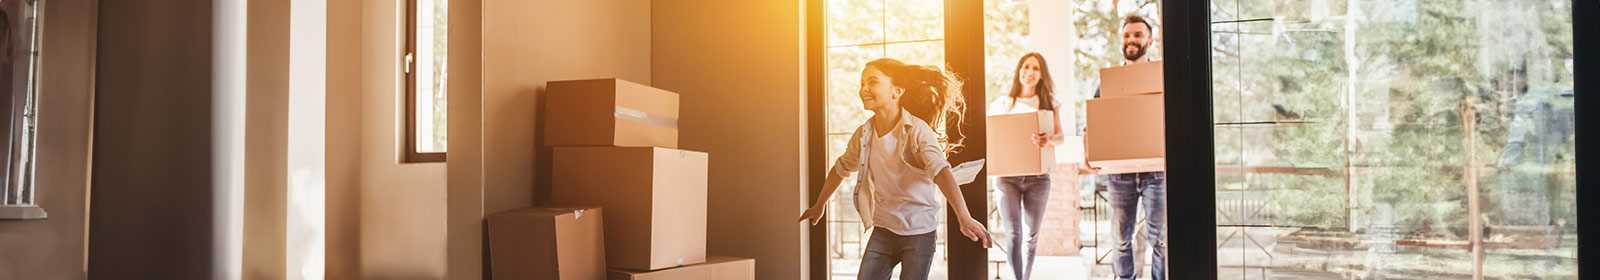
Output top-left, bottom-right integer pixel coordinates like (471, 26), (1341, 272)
(1087, 62), (1166, 174)
(607, 256), (755, 280)
(534, 78), (753, 280)
(552, 146), (708, 270)
(544, 78), (680, 148)
(487, 207), (607, 280)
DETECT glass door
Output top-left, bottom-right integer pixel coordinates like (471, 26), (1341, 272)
(1210, 0), (1578, 278)
(821, 0), (950, 278)
(981, 1), (1172, 279)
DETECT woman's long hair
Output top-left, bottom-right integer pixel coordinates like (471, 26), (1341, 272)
(1007, 52), (1056, 112)
(866, 58), (967, 155)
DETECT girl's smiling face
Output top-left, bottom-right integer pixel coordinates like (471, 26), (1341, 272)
(859, 65), (902, 112)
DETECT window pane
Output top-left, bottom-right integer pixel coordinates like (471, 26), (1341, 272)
(1213, 22), (1242, 124)
(885, 0), (942, 42)
(826, 45), (881, 134)
(415, 0), (448, 154)
(885, 41), (944, 69)
(983, 0), (1028, 112)
(826, 0), (884, 47)
(2, 0), (41, 205)
(1211, 0), (1578, 278)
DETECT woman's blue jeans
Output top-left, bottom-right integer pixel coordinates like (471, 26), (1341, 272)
(998, 174), (1051, 280)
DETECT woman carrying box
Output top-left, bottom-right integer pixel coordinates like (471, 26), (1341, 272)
(987, 52), (1066, 280)
(797, 58), (993, 280)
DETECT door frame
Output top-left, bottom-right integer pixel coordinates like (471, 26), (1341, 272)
(1162, 0), (1218, 278)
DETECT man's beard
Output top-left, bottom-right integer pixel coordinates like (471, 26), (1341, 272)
(1123, 42), (1147, 61)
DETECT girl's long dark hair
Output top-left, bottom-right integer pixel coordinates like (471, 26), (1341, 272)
(1007, 52), (1056, 112)
(866, 58), (967, 155)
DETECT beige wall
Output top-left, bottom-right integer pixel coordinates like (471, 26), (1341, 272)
(243, 0), (290, 278)
(651, 1), (810, 279)
(43, 1), (748, 279)
(357, 0), (451, 278)
(443, 0), (482, 278)
(322, 0), (654, 278)
(89, 0), (309, 278)
(0, 0), (96, 279)
(286, 0), (329, 278)
(448, 0), (652, 278)
(479, 0), (651, 221)
(326, 0), (363, 278)
(88, 0), (220, 278)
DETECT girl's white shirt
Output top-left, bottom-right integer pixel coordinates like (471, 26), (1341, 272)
(866, 131), (942, 236)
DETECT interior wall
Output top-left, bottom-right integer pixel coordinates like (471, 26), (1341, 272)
(287, 0), (329, 278)
(88, 0), (218, 278)
(242, 0), (290, 278)
(449, 0), (652, 278)
(358, 0), (450, 278)
(651, 1), (809, 279)
(443, 0), (482, 277)
(481, 0), (650, 224)
(214, 0), (246, 277)
(325, 0), (364, 278)
(0, 0), (96, 279)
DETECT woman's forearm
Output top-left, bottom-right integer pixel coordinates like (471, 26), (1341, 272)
(1050, 117), (1067, 146)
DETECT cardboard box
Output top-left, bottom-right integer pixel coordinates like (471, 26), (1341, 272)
(545, 78), (680, 148)
(1085, 94), (1165, 174)
(1098, 61), (1164, 98)
(607, 256), (755, 280)
(986, 111), (1056, 176)
(487, 207), (606, 280)
(552, 147), (708, 271)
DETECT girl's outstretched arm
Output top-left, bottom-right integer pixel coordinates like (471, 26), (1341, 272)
(801, 129), (864, 225)
(797, 169), (846, 226)
(934, 167), (993, 248)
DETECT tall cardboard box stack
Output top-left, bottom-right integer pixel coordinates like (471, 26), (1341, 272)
(540, 78), (754, 280)
(1087, 61), (1166, 174)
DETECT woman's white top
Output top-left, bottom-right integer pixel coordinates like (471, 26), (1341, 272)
(988, 95), (1064, 115)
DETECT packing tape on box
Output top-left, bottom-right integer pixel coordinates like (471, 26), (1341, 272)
(614, 106), (678, 129)
(573, 209), (585, 219)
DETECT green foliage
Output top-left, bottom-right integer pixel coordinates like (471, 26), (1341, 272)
(1073, 0), (1162, 98)
(984, 0), (1029, 107)
(1213, 0), (1575, 238)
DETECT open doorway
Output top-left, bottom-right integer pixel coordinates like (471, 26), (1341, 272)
(981, 1), (1165, 279)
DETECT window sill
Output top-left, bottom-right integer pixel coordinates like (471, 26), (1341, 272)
(0, 205), (47, 220)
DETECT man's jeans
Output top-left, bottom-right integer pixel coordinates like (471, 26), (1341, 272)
(999, 174), (1051, 280)
(1107, 172), (1166, 280)
(858, 227), (938, 280)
